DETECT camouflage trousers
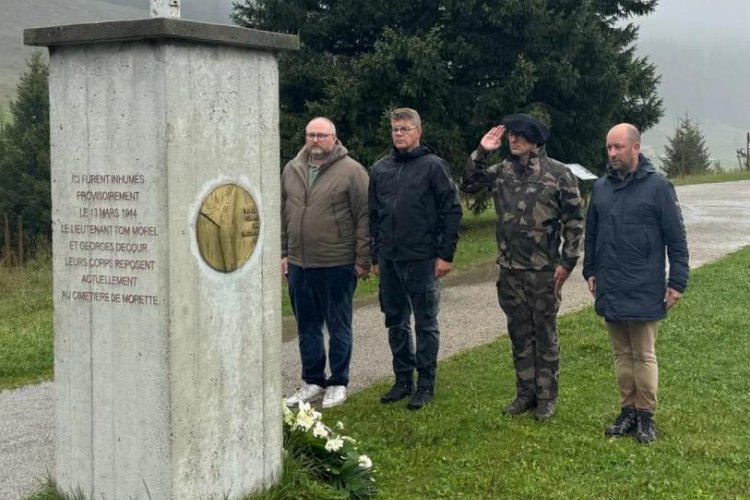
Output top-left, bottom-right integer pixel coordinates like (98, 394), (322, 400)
(496, 267), (561, 401)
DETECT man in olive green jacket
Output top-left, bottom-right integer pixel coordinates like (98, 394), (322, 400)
(282, 117), (370, 409)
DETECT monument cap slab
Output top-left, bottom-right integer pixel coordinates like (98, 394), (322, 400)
(24, 17), (300, 52)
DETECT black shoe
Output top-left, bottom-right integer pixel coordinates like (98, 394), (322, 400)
(635, 410), (658, 444)
(380, 382), (413, 404)
(604, 407), (637, 438)
(502, 397), (536, 416)
(407, 387), (434, 410)
(535, 399), (556, 421)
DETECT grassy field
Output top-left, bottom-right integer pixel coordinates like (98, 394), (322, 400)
(0, 253), (53, 390)
(17, 227), (750, 498)
(669, 169), (750, 186)
(310, 246), (750, 499)
(27, 248), (750, 500)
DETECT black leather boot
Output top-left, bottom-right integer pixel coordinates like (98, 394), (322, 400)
(380, 381), (413, 404)
(534, 399), (556, 421)
(635, 410), (658, 444)
(605, 407), (638, 437)
(502, 396), (536, 416)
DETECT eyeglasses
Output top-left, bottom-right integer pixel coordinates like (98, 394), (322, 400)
(391, 126), (418, 135)
(305, 133), (334, 141)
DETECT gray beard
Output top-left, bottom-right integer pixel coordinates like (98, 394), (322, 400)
(308, 150), (329, 165)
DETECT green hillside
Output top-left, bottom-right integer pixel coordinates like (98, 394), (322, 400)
(0, 0), (144, 106)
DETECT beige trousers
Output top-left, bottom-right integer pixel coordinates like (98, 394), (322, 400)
(606, 320), (659, 412)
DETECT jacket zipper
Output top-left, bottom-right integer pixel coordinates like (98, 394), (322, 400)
(300, 168), (309, 268)
(393, 162), (404, 255)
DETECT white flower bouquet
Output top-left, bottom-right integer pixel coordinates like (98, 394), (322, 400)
(282, 401), (378, 498)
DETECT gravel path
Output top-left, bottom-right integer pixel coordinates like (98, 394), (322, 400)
(2, 180), (749, 500)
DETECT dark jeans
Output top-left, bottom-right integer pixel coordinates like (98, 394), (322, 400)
(378, 257), (441, 389)
(288, 263), (357, 387)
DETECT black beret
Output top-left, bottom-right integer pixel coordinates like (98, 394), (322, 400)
(501, 113), (550, 145)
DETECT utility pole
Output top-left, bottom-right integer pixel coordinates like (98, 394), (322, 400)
(746, 132), (749, 171)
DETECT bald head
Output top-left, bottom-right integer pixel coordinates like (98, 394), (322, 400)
(306, 117), (337, 136)
(606, 123), (641, 176)
(608, 123), (640, 143)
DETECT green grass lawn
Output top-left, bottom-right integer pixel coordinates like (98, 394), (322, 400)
(669, 169), (750, 186)
(312, 246), (750, 499)
(0, 254), (53, 390)
(27, 248), (750, 500)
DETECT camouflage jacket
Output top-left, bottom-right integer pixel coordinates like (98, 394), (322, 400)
(462, 147), (583, 271)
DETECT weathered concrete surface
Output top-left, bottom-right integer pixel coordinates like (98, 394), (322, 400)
(1, 180), (749, 500)
(38, 37), (284, 499)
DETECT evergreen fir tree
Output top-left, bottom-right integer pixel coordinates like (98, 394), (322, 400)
(0, 51), (51, 253)
(232, 0), (663, 176)
(662, 115), (711, 178)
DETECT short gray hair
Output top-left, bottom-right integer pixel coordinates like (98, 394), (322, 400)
(390, 108), (421, 128)
(306, 117), (337, 135)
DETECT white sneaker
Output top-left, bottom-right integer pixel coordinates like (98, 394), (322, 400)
(322, 385), (347, 408)
(286, 383), (324, 407)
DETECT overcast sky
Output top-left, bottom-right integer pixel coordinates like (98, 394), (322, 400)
(637, 0), (749, 45)
(634, 0), (750, 163)
(110, 0), (750, 41)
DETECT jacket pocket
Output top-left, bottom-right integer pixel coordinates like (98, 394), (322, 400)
(331, 194), (354, 239)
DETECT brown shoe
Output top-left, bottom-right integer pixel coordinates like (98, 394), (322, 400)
(502, 397), (536, 416)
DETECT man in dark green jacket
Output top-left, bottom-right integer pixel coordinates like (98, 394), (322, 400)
(584, 123), (689, 444)
(463, 114), (583, 421)
(282, 117), (370, 409)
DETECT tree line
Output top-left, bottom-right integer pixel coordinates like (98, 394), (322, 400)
(0, 1), (721, 261)
(0, 51), (49, 264)
(231, 0), (664, 173)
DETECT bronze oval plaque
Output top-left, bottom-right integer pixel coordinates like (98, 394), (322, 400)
(197, 184), (260, 272)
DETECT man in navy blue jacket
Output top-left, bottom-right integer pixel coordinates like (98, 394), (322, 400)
(583, 123), (689, 444)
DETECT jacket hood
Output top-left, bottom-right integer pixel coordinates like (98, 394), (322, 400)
(290, 141), (350, 170)
(389, 144), (434, 161)
(606, 154), (656, 180)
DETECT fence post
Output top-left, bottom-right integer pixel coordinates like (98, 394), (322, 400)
(2, 213), (11, 266)
(17, 216), (23, 267)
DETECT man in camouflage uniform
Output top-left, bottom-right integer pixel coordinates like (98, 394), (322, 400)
(462, 114), (583, 421)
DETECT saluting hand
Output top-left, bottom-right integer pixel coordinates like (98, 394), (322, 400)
(479, 125), (506, 152)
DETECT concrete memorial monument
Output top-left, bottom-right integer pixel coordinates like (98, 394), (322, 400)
(24, 2), (298, 498)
